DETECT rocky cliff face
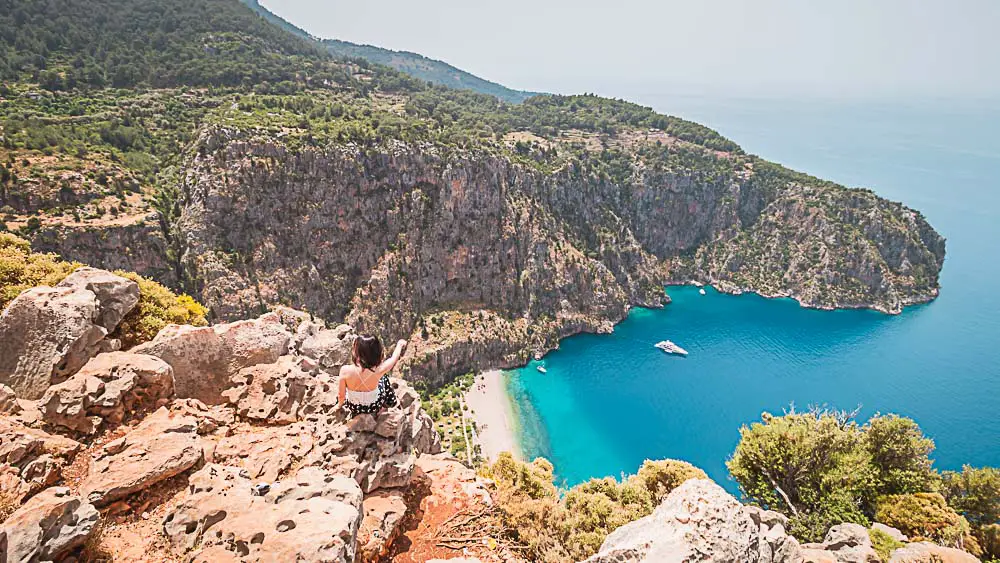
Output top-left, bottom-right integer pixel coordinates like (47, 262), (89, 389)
(160, 127), (943, 381)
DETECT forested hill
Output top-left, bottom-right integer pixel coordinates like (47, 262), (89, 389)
(238, 0), (541, 103)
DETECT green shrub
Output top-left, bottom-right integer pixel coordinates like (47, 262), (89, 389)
(943, 466), (1000, 528)
(0, 232), (80, 309)
(875, 493), (978, 554)
(634, 459), (707, 503)
(869, 528), (905, 563)
(0, 233), (206, 347)
(482, 454), (706, 563)
(111, 271), (208, 348)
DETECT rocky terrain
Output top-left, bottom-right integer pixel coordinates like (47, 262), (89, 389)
(0, 268), (979, 563)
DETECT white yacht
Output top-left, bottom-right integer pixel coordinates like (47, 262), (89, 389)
(537, 365), (548, 373)
(655, 340), (689, 356)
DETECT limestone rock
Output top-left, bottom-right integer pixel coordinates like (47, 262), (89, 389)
(872, 522), (908, 543)
(162, 464), (363, 562)
(131, 325), (231, 405)
(584, 479), (760, 563)
(133, 314), (290, 405)
(0, 487), (99, 562)
(358, 488), (408, 562)
(212, 423), (314, 482)
(56, 266), (140, 332)
(222, 355), (317, 423)
(0, 384), (18, 414)
(0, 286), (105, 400)
(299, 324), (354, 370)
(798, 523), (880, 563)
(79, 407), (203, 506)
(889, 542), (980, 563)
(214, 316), (292, 372)
(39, 352), (174, 434)
(0, 417), (80, 494)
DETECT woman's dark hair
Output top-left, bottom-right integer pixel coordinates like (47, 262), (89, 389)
(352, 335), (384, 370)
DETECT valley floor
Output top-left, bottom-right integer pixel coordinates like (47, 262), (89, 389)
(465, 370), (520, 461)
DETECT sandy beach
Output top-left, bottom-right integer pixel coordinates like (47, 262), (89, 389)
(464, 369), (520, 461)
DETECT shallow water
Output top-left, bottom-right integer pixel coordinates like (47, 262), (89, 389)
(508, 97), (1000, 492)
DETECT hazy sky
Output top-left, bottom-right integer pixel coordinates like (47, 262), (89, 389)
(262, 0), (1000, 100)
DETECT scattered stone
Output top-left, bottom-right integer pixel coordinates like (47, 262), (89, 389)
(56, 267), (140, 332)
(162, 464), (363, 562)
(0, 286), (106, 400)
(79, 407), (203, 506)
(0, 487), (100, 562)
(39, 352), (174, 434)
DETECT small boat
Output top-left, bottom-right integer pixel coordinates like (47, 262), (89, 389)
(655, 340), (689, 356)
(537, 365), (547, 373)
(699, 288), (706, 295)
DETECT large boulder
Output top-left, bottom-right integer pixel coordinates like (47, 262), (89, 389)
(39, 352), (174, 434)
(0, 487), (99, 562)
(0, 269), (139, 400)
(583, 479), (762, 563)
(162, 464), (364, 562)
(0, 286), (106, 400)
(299, 323), (354, 369)
(79, 407), (203, 506)
(133, 315), (290, 405)
(56, 267), (140, 332)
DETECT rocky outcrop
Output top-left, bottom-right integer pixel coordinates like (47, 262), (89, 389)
(888, 542), (980, 563)
(162, 464), (364, 562)
(222, 355), (322, 423)
(583, 479), (899, 563)
(132, 315), (290, 404)
(800, 523), (879, 563)
(39, 351), (174, 434)
(0, 486), (100, 562)
(55, 267), (140, 332)
(79, 406), (203, 506)
(0, 269), (138, 400)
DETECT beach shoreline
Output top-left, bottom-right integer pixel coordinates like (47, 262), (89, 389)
(464, 369), (521, 461)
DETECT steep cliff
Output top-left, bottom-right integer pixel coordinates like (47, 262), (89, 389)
(166, 122), (944, 381)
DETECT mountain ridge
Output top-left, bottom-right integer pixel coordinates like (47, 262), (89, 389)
(239, 0), (542, 103)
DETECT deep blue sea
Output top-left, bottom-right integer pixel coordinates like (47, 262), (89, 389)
(507, 96), (1000, 493)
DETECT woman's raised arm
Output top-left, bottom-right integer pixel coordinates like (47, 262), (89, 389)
(376, 339), (407, 376)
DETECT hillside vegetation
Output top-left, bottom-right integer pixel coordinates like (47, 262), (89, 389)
(237, 0), (540, 103)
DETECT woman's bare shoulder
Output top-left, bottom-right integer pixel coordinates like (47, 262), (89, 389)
(339, 364), (359, 378)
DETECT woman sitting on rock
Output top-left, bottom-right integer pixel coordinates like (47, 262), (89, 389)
(338, 335), (405, 417)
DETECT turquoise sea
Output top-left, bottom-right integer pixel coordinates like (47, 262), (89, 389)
(507, 96), (1000, 493)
